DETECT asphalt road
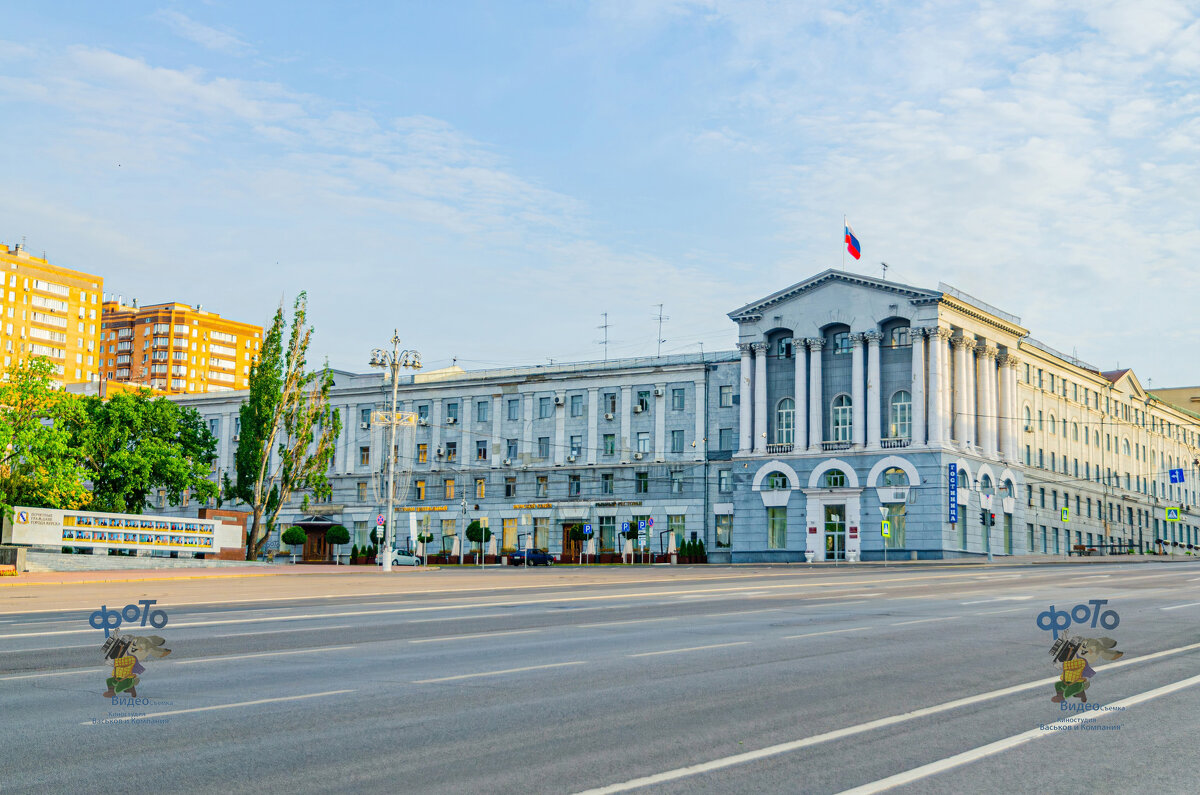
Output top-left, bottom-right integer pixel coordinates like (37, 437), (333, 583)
(2, 561), (1199, 794)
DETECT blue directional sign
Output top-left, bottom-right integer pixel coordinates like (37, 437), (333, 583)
(583, 523), (593, 535)
(948, 464), (959, 524)
(1169, 468), (1185, 484)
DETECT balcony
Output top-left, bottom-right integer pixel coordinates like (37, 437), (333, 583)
(766, 443), (794, 455)
(821, 441), (852, 452)
(881, 438), (912, 449)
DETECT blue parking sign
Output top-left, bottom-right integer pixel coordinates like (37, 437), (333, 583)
(621, 522), (630, 533)
(583, 523), (593, 535)
(637, 520), (646, 531)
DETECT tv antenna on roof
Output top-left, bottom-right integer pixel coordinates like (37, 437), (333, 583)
(597, 312), (612, 361)
(880, 262), (889, 280)
(654, 304), (669, 358)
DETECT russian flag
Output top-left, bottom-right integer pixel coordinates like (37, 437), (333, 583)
(844, 223), (861, 260)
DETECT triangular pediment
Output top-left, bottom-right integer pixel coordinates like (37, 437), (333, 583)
(1103, 369), (1146, 399)
(727, 269), (942, 321)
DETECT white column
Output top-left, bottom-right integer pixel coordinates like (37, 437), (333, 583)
(586, 388), (599, 465)
(737, 343), (753, 455)
(941, 332), (952, 442)
(910, 331), (925, 445)
(965, 341), (978, 450)
(693, 378), (706, 461)
(491, 395), (502, 468)
(654, 381), (666, 461)
(808, 339), (825, 451)
(952, 335), (970, 448)
(975, 343), (990, 457)
(926, 328), (944, 447)
(792, 337), (807, 450)
(865, 330), (882, 448)
(984, 346), (1000, 458)
(851, 333), (866, 447)
(554, 390), (566, 465)
(752, 342), (768, 453)
(998, 354), (1013, 461)
(620, 385), (633, 463)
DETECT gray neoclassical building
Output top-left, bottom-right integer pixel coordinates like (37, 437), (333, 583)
(163, 270), (1200, 562)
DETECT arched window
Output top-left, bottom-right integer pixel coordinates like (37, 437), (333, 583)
(776, 398), (795, 444)
(832, 395), (853, 442)
(824, 469), (847, 488)
(980, 473), (993, 494)
(1094, 431), (1100, 447)
(1072, 422), (1079, 442)
(1122, 439), (1131, 456)
(889, 391), (912, 440)
(764, 471), (789, 490)
(1048, 415), (1056, 435)
(1023, 406), (1032, 431)
(888, 326), (910, 347)
(882, 467), (909, 487)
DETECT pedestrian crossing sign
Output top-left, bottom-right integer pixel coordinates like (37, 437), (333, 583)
(881, 520), (890, 538)
(1061, 507), (1069, 522)
(1165, 507), (1181, 522)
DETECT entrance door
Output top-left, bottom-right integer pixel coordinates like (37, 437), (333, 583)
(303, 529), (328, 562)
(562, 524), (581, 561)
(824, 505), (846, 561)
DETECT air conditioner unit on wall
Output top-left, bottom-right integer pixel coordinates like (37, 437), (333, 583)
(436, 447), (445, 457)
(503, 458), (512, 466)
(418, 418), (428, 426)
(653, 388), (664, 397)
(446, 417), (457, 425)
(634, 452), (644, 460)
(360, 422), (370, 430)
(604, 412), (614, 421)
(554, 395), (565, 406)
(568, 454), (576, 462)
(633, 406), (644, 414)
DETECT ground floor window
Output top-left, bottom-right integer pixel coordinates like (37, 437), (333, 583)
(768, 507), (787, 549)
(884, 503), (906, 548)
(715, 515), (732, 548)
(823, 505), (844, 560)
(1027, 523), (1034, 552)
(599, 515), (616, 552)
(534, 517), (549, 549)
(502, 517), (517, 550)
(668, 515), (686, 548)
(958, 513), (967, 549)
(1003, 514), (1012, 554)
(441, 519), (457, 552)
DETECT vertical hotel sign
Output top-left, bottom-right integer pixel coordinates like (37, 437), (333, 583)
(948, 464), (958, 524)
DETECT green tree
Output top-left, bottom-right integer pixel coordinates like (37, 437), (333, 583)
(69, 390), (218, 514)
(281, 526), (307, 547)
(223, 293), (342, 560)
(0, 358), (91, 518)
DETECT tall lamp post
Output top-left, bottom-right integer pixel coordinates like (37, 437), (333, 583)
(370, 331), (421, 573)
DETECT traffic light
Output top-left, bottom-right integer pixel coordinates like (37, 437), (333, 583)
(989, 512), (996, 527)
(981, 509), (996, 527)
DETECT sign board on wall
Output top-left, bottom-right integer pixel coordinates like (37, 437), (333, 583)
(948, 464), (959, 524)
(2, 506), (240, 554)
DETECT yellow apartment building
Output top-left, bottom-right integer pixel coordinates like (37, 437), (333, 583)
(0, 242), (104, 385)
(100, 299), (263, 394)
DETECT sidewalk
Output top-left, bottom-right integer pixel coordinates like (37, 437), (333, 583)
(0, 564), (384, 587)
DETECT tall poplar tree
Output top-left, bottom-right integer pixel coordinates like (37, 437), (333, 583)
(224, 293), (341, 559)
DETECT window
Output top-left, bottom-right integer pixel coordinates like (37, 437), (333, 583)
(1038, 410), (1043, 431)
(718, 428), (734, 451)
(666, 514), (686, 548)
(832, 395), (853, 442)
(476, 400), (489, 423)
(476, 440), (488, 461)
(635, 471), (649, 493)
(357, 482), (367, 501)
(884, 503), (907, 548)
(764, 471), (789, 490)
(476, 478), (486, 499)
(444, 479), (455, 500)
(719, 385), (733, 408)
(536, 476), (548, 498)
(417, 443), (428, 464)
(570, 435), (582, 456)
(445, 442), (457, 462)
(671, 388), (685, 411)
(570, 394), (584, 416)
(538, 437), (550, 458)
(507, 399), (520, 420)
(359, 408), (371, 427)
(360, 447), (370, 466)
(832, 331), (851, 354)
(823, 469), (847, 488)
(504, 477), (516, 497)
(569, 474), (581, 496)
(539, 397), (552, 418)
(776, 397), (795, 444)
(601, 473), (614, 494)
(888, 326), (910, 347)
(506, 439), (517, 460)
(718, 469), (731, 493)
(670, 470), (685, 494)
(637, 432), (650, 453)
(1072, 422), (1079, 442)
(418, 404), (429, 421)
(1048, 414), (1056, 435)
(604, 393), (617, 413)
(1023, 406), (1032, 431)
(208, 418), (219, 436)
(768, 507), (787, 548)
(776, 337), (792, 358)
(446, 402), (459, 423)
(716, 515), (732, 548)
(603, 434), (616, 456)
(414, 480), (425, 500)
(889, 391), (912, 439)
(637, 391), (650, 411)
(882, 467), (909, 487)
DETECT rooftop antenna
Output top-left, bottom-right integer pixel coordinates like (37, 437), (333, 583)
(655, 304), (669, 358)
(880, 262), (889, 280)
(597, 312), (611, 361)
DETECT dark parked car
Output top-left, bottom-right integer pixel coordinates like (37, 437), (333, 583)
(508, 549), (554, 566)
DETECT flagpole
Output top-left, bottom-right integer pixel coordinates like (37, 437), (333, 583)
(842, 213), (846, 270)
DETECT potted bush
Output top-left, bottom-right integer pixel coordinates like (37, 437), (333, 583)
(466, 520), (492, 564)
(281, 526), (307, 564)
(695, 538), (707, 563)
(326, 524), (350, 565)
(350, 544), (360, 564)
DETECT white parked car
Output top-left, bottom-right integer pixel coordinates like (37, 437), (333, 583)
(379, 549), (424, 567)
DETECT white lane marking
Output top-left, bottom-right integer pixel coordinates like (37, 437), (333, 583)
(0, 668), (100, 681)
(414, 661), (586, 684)
(782, 627), (871, 640)
(573, 636), (1200, 795)
(573, 617), (676, 628)
(1161, 602), (1200, 611)
(211, 624), (356, 638)
(0, 643), (95, 653)
(891, 617), (959, 626)
(799, 600), (869, 609)
(960, 597), (1032, 604)
(837, 671), (1200, 794)
(407, 613), (512, 623)
(628, 642), (751, 658)
(972, 608), (1026, 615)
(409, 629), (541, 644)
(701, 609), (780, 618)
(81, 689), (356, 724)
(174, 645), (354, 665)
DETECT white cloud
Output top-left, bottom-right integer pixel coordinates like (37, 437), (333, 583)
(151, 9), (252, 55)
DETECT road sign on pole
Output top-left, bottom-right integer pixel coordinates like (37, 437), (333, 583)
(1166, 507), (1181, 522)
(1061, 507), (1069, 522)
(376, 514), (386, 526)
(881, 520), (891, 538)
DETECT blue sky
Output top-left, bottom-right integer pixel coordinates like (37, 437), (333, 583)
(1, 1), (1198, 383)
